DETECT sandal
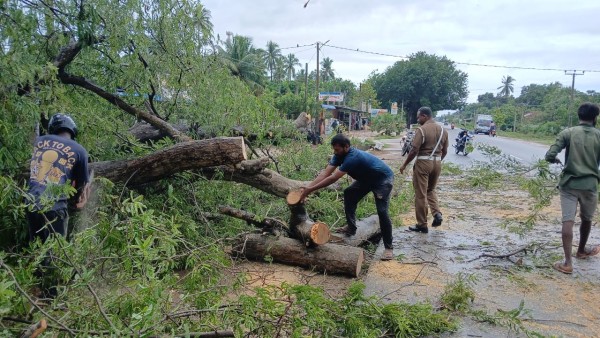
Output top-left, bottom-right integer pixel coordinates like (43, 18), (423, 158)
(381, 249), (394, 261)
(574, 246), (600, 259)
(552, 262), (573, 274)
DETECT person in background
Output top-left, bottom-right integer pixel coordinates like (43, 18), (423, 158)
(545, 103), (600, 274)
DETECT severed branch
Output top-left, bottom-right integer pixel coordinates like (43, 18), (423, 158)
(467, 244), (532, 262)
(218, 205), (289, 233)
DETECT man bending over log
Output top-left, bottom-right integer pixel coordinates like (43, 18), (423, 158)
(299, 134), (395, 261)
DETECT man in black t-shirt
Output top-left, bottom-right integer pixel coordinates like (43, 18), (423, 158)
(27, 113), (90, 243)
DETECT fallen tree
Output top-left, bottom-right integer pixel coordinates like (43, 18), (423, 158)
(233, 234), (364, 277)
(90, 137), (247, 186)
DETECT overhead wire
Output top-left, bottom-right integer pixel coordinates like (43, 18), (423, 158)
(322, 44), (600, 73)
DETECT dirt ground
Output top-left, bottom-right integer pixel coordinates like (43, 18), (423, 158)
(227, 132), (600, 337)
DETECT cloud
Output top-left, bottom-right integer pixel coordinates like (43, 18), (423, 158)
(202, 0), (600, 103)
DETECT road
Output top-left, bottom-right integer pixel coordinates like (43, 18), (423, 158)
(381, 124), (565, 168)
(444, 124), (565, 167)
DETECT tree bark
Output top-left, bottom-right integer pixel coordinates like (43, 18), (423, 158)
(90, 137), (246, 186)
(286, 190), (330, 246)
(233, 234), (364, 277)
(196, 158), (306, 198)
(129, 122), (192, 143)
(217, 205), (288, 233)
(330, 215), (381, 247)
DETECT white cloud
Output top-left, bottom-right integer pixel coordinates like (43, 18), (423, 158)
(202, 0), (600, 103)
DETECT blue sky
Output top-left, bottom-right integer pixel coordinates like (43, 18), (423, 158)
(202, 0), (600, 104)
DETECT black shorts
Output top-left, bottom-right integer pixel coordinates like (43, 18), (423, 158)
(27, 209), (69, 243)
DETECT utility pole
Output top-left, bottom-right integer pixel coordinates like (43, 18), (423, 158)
(565, 70), (585, 126)
(304, 62), (308, 111)
(316, 42), (320, 107)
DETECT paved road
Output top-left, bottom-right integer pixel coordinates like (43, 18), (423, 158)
(386, 124), (566, 168)
(445, 125), (564, 167)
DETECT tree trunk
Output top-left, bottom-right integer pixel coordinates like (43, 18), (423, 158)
(196, 158), (306, 198)
(90, 137), (246, 186)
(233, 234), (364, 277)
(286, 190), (330, 246)
(330, 214), (381, 247)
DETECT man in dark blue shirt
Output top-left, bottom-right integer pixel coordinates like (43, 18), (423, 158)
(27, 113), (90, 244)
(300, 134), (395, 260)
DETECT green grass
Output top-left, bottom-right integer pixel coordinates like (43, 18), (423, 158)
(499, 131), (555, 145)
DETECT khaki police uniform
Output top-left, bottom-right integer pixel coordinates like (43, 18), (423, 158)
(410, 119), (448, 226)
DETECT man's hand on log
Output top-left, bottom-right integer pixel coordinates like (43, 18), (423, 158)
(299, 187), (311, 203)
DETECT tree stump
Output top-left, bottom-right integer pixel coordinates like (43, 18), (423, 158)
(286, 190), (330, 246)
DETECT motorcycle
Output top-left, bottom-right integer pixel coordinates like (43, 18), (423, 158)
(454, 132), (474, 156)
(489, 129), (496, 137)
(450, 123), (455, 130)
(401, 130), (415, 156)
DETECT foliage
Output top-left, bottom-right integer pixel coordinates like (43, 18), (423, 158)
(448, 81), (600, 136)
(235, 281), (457, 337)
(459, 165), (504, 190)
(370, 114), (404, 135)
(371, 51), (468, 126)
(441, 162), (463, 175)
(498, 75), (516, 98)
(440, 273), (476, 312)
(470, 301), (546, 338)
(320, 57), (335, 82)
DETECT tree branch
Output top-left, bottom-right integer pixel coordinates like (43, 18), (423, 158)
(0, 260), (76, 337)
(57, 70), (190, 141)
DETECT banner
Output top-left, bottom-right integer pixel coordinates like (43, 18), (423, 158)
(318, 92), (344, 102)
(391, 102), (398, 115)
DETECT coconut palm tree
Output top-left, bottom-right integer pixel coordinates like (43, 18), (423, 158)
(264, 41), (282, 82)
(218, 34), (265, 88)
(320, 57), (335, 82)
(498, 75), (516, 97)
(283, 54), (300, 81)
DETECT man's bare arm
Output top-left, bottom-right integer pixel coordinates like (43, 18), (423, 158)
(309, 164), (336, 186)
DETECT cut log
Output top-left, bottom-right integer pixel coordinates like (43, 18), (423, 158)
(287, 190), (330, 246)
(286, 189), (303, 205)
(90, 137), (247, 186)
(217, 205), (288, 233)
(330, 215), (381, 247)
(233, 234), (364, 277)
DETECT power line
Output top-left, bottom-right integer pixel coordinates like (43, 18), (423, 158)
(322, 44), (600, 73)
(280, 43), (316, 50)
(326, 44), (409, 59)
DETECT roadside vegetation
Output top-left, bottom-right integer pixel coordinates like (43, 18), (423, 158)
(446, 81), (600, 139)
(0, 0), (594, 336)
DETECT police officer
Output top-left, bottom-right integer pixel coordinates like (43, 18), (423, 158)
(400, 107), (448, 233)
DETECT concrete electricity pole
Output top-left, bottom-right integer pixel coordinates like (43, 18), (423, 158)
(565, 70), (585, 126)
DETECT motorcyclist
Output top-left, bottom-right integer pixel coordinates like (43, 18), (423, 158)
(489, 121), (497, 136)
(455, 129), (471, 154)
